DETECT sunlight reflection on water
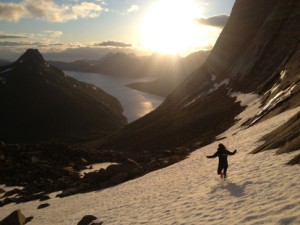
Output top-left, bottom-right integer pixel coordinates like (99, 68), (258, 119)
(65, 71), (164, 123)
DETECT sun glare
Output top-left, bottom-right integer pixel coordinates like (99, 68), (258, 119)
(140, 0), (214, 55)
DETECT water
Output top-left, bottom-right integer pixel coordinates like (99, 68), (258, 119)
(65, 71), (164, 123)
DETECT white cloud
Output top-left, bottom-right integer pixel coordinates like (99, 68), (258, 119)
(127, 4), (139, 14)
(0, 33), (27, 39)
(0, 2), (27, 21)
(96, 41), (132, 48)
(43, 30), (63, 38)
(0, 0), (106, 22)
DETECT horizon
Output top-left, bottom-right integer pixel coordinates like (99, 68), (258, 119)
(0, 0), (235, 61)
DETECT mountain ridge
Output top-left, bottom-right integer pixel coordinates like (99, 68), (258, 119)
(0, 49), (127, 144)
(97, 0), (300, 161)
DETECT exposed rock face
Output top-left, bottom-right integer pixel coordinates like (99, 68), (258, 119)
(0, 49), (126, 143)
(77, 215), (99, 225)
(252, 112), (300, 163)
(99, 0), (300, 159)
(0, 210), (26, 225)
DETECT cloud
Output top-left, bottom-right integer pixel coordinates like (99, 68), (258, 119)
(0, 34), (27, 39)
(96, 41), (132, 48)
(0, 3), (27, 21)
(43, 30), (63, 38)
(196, 14), (229, 28)
(0, 0), (106, 22)
(0, 41), (31, 46)
(127, 4), (139, 14)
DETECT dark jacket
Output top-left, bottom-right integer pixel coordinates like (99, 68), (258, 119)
(207, 148), (237, 166)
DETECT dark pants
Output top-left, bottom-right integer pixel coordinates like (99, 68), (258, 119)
(217, 164), (228, 178)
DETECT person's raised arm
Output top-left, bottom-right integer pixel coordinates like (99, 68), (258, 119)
(206, 152), (218, 158)
(227, 149), (237, 155)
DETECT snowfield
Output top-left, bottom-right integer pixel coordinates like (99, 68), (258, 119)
(1, 106), (300, 224)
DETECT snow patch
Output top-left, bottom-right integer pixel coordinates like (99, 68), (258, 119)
(1, 108), (299, 225)
(184, 79), (230, 108)
(208, 78), (230, 94)
(211, 74), (216, 81)
(251, 84), (297, 126)
(0, 68), (13, 74)
(280, 69), (287, 80)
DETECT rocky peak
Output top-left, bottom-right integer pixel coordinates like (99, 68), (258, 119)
(15, 49), (47, 68)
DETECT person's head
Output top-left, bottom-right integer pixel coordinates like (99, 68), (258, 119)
(218, 143), (226, 151)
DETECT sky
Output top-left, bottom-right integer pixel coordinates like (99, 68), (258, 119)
(0, 0), (236, 61)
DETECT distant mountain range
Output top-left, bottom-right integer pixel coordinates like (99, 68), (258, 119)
(0, 49), (126, 144)
(49, 50), (210, 96)
(98, 0), (300, 161)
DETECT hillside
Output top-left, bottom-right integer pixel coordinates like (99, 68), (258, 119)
(98, 0), (300, 161)
(1, 106), (299, 225)
(0, 59), (10, 66)
(0, 49), (127, 144)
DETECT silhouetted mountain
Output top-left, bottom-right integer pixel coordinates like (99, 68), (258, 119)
(98, 0), (300, 159)
(128, 51), (210, 96)
(0, 49), (126, 143)
(48, 60), (93, 72)
(92, 52), (142, 77)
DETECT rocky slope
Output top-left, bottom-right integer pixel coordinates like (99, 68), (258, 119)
(99, 0), (300, 162)
(0, 49), (126, 144)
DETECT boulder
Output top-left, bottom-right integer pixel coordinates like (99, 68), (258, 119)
(77, 215), (97, 225)
(0, 210), (26, 225)
(83, 169), (109, 183)
(37, 203), (50, 209)
(109, 172), (128, 185)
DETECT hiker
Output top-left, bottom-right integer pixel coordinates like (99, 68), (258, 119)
(206, 143), (237, 179)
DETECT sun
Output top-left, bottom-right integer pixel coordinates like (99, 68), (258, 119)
(140, 0), (211, 55)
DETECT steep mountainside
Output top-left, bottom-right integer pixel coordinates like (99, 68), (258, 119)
(99, 0), (300, 158)
(0, 49), (126, 143)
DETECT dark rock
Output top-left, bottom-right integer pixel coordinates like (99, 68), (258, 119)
(57, 186), (83, 198)
(77, 215), (97, 225)
(287, 154), (300, 165)
(86, 168), (108, 182)
(39, 195), (51, 201)
(37, 203), (50, 209)
(109, 172), (128, 185)
(0, 210), (26, 225)
(25, 216), (33, 224)
(253, 112), (300, 155)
